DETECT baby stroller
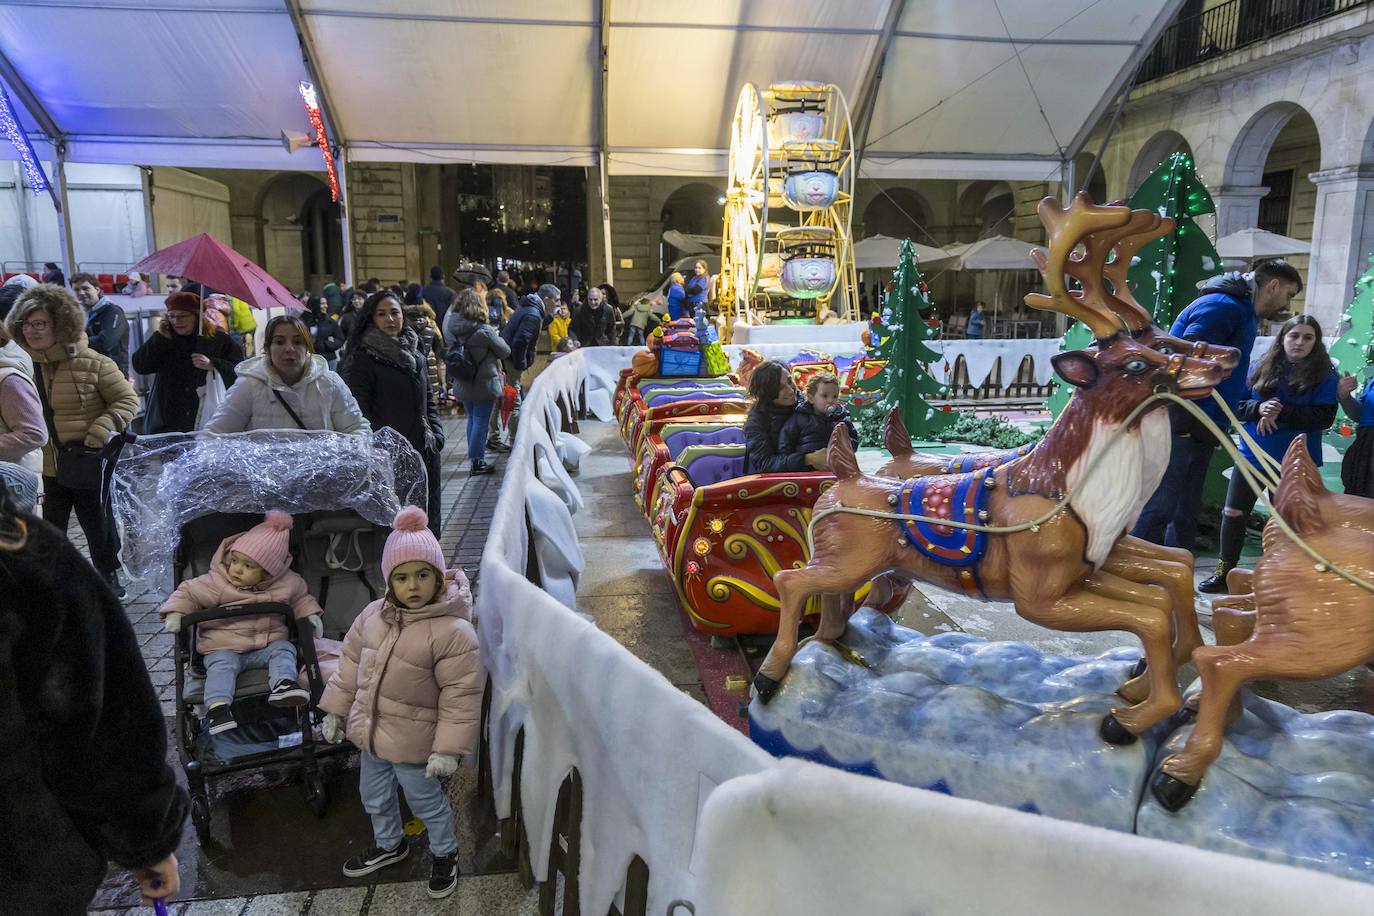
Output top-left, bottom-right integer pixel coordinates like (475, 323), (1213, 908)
(173, 509), (387, 842)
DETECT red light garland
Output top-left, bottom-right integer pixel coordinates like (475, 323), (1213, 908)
(298, 82), (339, 202)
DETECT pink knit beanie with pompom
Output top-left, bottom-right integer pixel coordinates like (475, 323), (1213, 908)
(229, 510), (294, 577)
(382, 506), (447, 582)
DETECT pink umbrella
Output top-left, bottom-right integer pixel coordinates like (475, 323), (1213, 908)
(133, 233), (301, 310)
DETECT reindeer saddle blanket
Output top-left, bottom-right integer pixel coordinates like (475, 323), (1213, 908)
(896, 470), (992, 569)
(940, 444), (1033, 475)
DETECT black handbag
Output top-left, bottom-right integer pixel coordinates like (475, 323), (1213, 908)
(35, 365), (119, 491)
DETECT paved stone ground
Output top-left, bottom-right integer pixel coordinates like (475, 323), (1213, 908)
(71, 412), (536, 915)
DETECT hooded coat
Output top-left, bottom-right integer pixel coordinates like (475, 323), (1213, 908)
(743, 398), (810, 475)
(499, 294), (547, 372)
(778, 399), (857, 456)
(319, 570), (483, 765)
(448, 317), (511, 402)
(204, 353), (370, 435)
(84, 297), (130, 377)
(130, 326), (243, 434)
(0, 515), (186, 915)
(158, 535), (324, 654)
(1170, 272), (1257, 428)
(0, 338), (44, 473)
(7, 293), (139, 477)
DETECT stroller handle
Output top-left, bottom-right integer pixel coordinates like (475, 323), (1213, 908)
(181, 602), (297, 628)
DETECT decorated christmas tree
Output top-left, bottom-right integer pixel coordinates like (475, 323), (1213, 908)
(854, 239), (957, 442)
(1327, 254), (1374, 434)
(1128, 151), (1222, 327)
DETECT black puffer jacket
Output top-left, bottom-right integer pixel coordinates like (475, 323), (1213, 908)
(779, 400), (857, 456)
(743, 399), (809, 475)
(0, 513), (187, 915)
(130, 328), (243, 434)
(340, 329), (443, 457)
(569, 302), (616, 347)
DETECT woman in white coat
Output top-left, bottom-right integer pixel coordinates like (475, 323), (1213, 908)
(206, 315), (370, 435)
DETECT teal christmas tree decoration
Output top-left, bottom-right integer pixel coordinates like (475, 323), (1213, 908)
(1127, 152), (1222, 327)
(1047, 320), (1093, 419)
(1327, 254), (1374, 433)
(855, 239), (958, 440)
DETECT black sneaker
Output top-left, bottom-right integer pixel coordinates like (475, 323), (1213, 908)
(486, 438), (511, 453)
(342, 838), (409, 878)
(104, 570), (126, 599)
(1198, 562), (1232, 594)
(268, 679), (310, 707)
(205, 704), (237, 735)
(471, 459), (494, 476)
(428, 853), (459, 899)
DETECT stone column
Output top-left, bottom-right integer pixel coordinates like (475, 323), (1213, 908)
(1212, 185), (1270, 239)
(1307, 165), (1374, 330)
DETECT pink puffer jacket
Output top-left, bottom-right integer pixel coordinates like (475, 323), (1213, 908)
(319, 570), (482, 765)
(159, 536), (324, 654)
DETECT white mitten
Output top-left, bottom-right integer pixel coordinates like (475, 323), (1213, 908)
(322, 713), (346, 744)
(307, 614), (324, 639)
(163, 613), (183, 634)
(425, 753), (459, 779)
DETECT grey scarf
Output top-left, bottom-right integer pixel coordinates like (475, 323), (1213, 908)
(360, 325), (419, 370)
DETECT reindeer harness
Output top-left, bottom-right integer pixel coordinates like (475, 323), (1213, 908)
(896, 469), (995, 596)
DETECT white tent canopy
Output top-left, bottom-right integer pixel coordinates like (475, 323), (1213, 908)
(852, 234), (952, 270)
(0, 0), (1182, 179)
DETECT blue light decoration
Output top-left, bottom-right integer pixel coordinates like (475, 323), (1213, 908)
(0, 82), (50, 195)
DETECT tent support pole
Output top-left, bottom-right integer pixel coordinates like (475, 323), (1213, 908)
(140, 167), (159, 289)
(55, 144), (76, 282)
(338, 147), (355, 288)
(852, 0), (907, 168)
(595, 0), (613, 284)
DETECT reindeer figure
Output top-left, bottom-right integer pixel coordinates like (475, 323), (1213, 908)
(873, 199), (1243, 676)
(754, 196), (1229, 744)
(1152, 435), (1374, 809)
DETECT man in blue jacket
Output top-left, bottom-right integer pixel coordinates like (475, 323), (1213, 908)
(72, 272), (130, 376)
(495, 283), (559, 448)
(1131, 259), (1303, 552)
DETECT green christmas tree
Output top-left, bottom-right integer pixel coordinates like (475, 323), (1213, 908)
(1128, 151), (1222, 327)
(1327, 254), (1374, 432)
(1050, 153), (1221, 418)
(854, 239), (957, 441)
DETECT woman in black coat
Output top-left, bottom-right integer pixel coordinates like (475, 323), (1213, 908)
(131, 291), (243, 434)
(0, 503), (186, 913)
(741, 360), (827, 475)
(301, 294), (345, 369)
(339, 291), (445, 533)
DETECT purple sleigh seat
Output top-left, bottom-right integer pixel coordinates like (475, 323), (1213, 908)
(665, 426), (746, 459)
(638, 379), (735, 398)
(676, 444), (747, 486)
(645, 388), (745, 408)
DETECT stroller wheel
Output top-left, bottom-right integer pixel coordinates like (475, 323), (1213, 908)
(305, 773), (328, 818)
(190, 795), (212, 843)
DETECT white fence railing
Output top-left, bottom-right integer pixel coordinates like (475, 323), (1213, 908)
(477, 347), (1374, 916)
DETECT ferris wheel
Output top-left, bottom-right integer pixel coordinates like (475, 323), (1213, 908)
(719, 81), (857, 339)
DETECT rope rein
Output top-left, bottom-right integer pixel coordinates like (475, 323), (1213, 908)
(807, 388), (1374, 595)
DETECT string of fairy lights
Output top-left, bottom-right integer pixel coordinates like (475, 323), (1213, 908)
(0, 81), (51, 196)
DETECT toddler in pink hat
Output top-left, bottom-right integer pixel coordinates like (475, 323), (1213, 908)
(160, 510), (323, 735)
(319, 506), (482, 900)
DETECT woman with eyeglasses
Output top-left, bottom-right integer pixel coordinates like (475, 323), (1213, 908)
(131, 292), (244, 434)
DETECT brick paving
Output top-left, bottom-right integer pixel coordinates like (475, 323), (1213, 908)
(69, 412), (535, 914)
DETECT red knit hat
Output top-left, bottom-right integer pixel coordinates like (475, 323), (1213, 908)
(229, 510), (294, 578)
(382, 506), (446, 582)
(164, 291), (201, 315)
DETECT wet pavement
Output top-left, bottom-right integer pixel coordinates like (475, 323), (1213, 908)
(71, 412), (535, 914)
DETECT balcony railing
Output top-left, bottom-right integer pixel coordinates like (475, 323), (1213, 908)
(1138, 0), (1371, 83)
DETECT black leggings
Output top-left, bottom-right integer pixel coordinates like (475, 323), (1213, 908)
(42, 476), (122, 575)
(1218, 469), (1268, 569)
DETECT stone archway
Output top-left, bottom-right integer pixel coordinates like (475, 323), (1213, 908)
(659, 181), (723, 270)
(1128, 130), (1194, 195)
(957, 181), (1015, 238)
(1074, 153), (1108, 204)
(299, 187), (343, 291)
(256, 172), (333, 293)
(860, 187), (933, 241)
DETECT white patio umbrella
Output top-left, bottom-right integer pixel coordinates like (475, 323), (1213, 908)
(945, 236), (1041, 331)
(1214, 227), (1311, 260)
(852, 234), (954, 270)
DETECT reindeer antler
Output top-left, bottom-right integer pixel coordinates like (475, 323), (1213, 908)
(1100, 207), (1175, 333)
(1024, 193), (1133, 340)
